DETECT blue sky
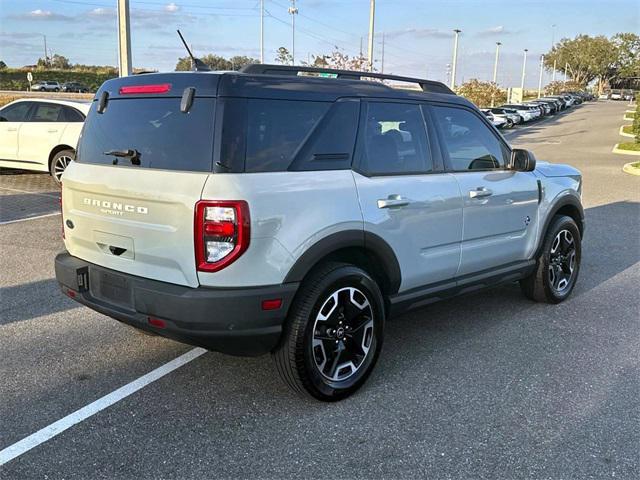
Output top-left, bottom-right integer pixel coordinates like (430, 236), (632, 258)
(1, 0), (638, 87)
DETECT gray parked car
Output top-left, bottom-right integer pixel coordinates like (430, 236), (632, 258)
(31, 81), (61, 92)
(55, 65), (584, 401)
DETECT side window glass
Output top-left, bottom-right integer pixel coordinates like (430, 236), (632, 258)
(31, 103), (63, 122)
(245, 99), (329, 172)
(289, 100), (359, 171)
(0, 102), (32, 122)
(62, 107), (84, 122)
(358, 102), (432, 175)
(432, 105), (508, 171)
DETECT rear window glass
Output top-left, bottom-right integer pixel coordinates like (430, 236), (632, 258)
(77, 97), (215, 172)
(245, 99), (329, 172)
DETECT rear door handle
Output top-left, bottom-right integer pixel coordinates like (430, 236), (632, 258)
(469, 187), (493, 199)
(47, 129), (59, 133)
(6, 127), (18, 132)
(377, 195), (410, 209)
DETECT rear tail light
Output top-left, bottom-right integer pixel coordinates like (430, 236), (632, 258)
(195, 200), (250, 272)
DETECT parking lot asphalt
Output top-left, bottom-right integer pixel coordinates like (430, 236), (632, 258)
(1, 101), (638, 479)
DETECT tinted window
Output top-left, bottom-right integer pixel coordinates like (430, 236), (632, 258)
(357, 102), (432, 175)
(31, 103), (63, 122)
(77, 97), (215, 172)
(245, 99), (329, 172)
(62, 106), (85, 122)
(289, 100), (359, 171)
(0, 102), (32, 122)
(432, 105), (509, 171)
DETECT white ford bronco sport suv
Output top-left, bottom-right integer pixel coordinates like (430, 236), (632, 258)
(55, 65), (584, 401)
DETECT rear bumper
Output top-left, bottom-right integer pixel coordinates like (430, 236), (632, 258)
(55, 252), (299, 356)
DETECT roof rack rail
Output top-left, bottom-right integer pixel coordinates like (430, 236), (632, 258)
(239, 64), (455, 95)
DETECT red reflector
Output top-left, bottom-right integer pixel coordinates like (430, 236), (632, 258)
(66, 289), (76, 298)
(148, 316), (167, 328)
(204, 221), (235, 237)
(261, 298), (282, 311)
(119, 83), (171, 95)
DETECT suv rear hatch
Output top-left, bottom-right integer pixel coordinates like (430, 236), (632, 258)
(62, 73), (219, 287)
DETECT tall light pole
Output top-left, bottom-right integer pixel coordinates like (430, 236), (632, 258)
(367, 0), (375, 71)
(564, 62), (569, 81)
(42, 35), (48, 66)
(260, 0), (264, 64)
(520, 48), (528, 92)
(450, 29), (461, 90)
(551, 24), (557, 83)
(538, 54), (544, 98)
(288, 0), (298, 65)
(117, 0), (132, 77)
(491, 42), (502, 107)
(381, 32), (385, 74)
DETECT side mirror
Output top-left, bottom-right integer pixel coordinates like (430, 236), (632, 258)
(510, 148), (536, 172)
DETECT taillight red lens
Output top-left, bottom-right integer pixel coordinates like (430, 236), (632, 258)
(119, 83), (171, 95)
(195, 200), (250, 272)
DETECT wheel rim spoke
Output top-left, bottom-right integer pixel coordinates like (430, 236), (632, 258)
(312, 286), (374, 382)
(548, 229), (578, 294)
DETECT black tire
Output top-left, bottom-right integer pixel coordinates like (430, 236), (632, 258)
(273, 262), (385, 401)
(520, 215), (581, 303)
(506, 119), (514, 129)
(50, 149), (74, 185)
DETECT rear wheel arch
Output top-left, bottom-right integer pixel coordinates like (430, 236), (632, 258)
(283, 230), (401, 297)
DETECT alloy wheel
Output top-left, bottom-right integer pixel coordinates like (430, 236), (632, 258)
(311, 287), (374, 382)
(548, 229), (577, 294)
(54, 155), (72, 183)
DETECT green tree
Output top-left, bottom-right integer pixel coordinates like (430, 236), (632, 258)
(456, 79), (505, 108)
(228, 55), (259, 70)
(175, 54), (233, 71)
(611, 33), (640, 79)
(275, 47), (293, 65)
(51, 54), (71, 69)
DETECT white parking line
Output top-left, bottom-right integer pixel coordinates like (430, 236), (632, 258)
(0, 212), (61, 225)
(0, 347), (207, 466)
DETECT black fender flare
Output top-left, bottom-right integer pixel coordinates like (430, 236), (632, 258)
(535, 195), (584, 257)
(283, 230), (402, 294)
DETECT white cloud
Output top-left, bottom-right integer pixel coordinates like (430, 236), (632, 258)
(165, 3), (180, 13)
(476, 26), (516, 37)
(13, 9), (73, 21)
(385, 28), (452, 40)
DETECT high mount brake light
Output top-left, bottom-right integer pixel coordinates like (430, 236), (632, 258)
(119, 83), (171, 95)
(195, 200), (250, 272)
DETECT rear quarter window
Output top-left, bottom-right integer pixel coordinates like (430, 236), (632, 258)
(245, 99), (329, 172)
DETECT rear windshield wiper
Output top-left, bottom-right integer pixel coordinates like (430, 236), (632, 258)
(103, 149), (141, 165)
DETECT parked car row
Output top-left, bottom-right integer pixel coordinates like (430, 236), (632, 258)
(482, 91), (594, 129)
(30, 81), (90, 93)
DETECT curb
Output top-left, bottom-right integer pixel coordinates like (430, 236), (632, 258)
(623, 162), (640, 176)
(612, 144), (640, 156)
(619, 126), (635, 138)
(623, 114), (635, 121)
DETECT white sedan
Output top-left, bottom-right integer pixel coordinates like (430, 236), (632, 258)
(0, 98), (90, 184)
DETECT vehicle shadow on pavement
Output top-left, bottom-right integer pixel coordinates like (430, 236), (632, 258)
(0, 278), (79, 326)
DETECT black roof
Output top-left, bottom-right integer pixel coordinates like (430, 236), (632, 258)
(95, 66), (473, 108)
